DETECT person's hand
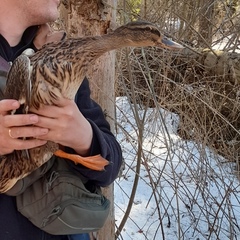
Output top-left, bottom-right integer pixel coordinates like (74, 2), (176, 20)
(0, 100), (48, 155)
(30, 98), (93, 157)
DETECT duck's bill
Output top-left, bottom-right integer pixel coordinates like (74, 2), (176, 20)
(162, 37), (184, 50)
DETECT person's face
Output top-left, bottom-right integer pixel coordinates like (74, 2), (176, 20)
(20, 0), (60, 26)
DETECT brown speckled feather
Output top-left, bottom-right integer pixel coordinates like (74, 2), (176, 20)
(0, 21), (183, 193)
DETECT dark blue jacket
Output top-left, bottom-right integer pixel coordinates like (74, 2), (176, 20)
(0, 26), (122, 240)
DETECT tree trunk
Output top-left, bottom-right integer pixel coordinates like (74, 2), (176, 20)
(59, 1), (117, 239)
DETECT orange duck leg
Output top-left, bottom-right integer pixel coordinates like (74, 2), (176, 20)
(54, 150), (109, 171)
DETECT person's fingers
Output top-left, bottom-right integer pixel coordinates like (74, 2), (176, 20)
(7, 126), (49, 139)
(9, 138), (48, 151)
(3, 114), (39, 127)
(0, 100), (20, 115)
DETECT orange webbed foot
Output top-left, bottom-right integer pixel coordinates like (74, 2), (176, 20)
(54, 150), (109, 171)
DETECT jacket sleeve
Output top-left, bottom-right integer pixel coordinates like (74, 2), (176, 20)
(66, 78), (123, 187)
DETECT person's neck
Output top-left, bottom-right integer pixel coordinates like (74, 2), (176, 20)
(0, 29), (25, 47)
(0, 13), (28, 47)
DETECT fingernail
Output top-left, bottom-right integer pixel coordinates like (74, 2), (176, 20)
(12, 101), (19, 108)
(30, 115), (38, 123)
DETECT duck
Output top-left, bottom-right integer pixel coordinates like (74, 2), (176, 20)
(0, 21), (183, 193)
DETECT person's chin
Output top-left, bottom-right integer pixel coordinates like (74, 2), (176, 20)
(47, 10), (60, 22)
(54, 0), (61, 8)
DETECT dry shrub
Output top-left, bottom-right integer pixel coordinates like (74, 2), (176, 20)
(115, 1), (240, 239)
(116, 47), (240, 168)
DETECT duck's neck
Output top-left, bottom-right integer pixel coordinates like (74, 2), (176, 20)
(77, 33), (140, 61)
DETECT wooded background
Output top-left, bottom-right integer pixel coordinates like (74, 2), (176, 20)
(116, 1), (240, 239)
(59, 0), (239, 239)
(116, 0), (239, 163)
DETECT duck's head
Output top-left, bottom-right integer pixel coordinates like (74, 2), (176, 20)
(114, 21), (184, 50)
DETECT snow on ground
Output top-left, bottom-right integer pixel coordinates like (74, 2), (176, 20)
(114, 96), (240, 240)
(212, 35), (240, 53)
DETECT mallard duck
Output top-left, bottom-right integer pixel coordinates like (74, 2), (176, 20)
(0, 21), (183, 193)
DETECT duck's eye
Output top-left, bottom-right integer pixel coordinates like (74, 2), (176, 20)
(149, 28), (161, 37)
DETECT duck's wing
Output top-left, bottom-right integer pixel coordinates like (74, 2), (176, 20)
(5, 54), (31, 113)
(4, 55), (31, 160)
